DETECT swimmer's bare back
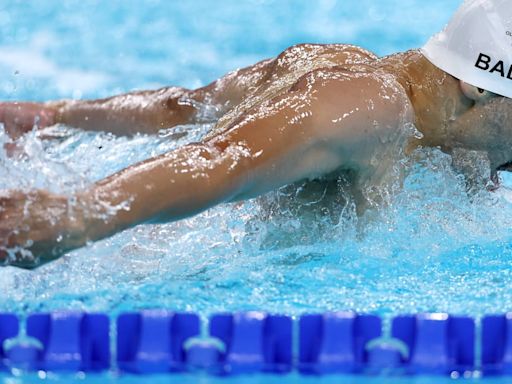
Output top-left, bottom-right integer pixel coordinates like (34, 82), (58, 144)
(1, 43), (512, 268)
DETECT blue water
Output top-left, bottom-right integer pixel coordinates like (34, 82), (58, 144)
(2, 0), (512, 382)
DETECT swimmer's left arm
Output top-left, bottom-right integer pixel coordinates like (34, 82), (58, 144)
(74, 76), (359, 241)
(1, 139), (270, 268)
(64, 72), (411, 248)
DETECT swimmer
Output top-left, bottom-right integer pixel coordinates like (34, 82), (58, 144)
(0, 0), (511, 268)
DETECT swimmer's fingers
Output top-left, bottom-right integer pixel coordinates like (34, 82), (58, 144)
(0, 102), (57, 139)
(0, 102), (24, 138)
(0, 102), (31, 138)
(0, 190), (84, 268)
(0, 192), (27, 265)
(0, 190), (52, 268)
(2, 142), (26, 158)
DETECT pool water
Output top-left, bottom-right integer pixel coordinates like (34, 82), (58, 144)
(1, 0), (511, 382)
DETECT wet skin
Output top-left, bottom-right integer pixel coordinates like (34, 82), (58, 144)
(0, 44), (511, 268)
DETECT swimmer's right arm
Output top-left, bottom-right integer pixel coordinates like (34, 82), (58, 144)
(0, 59), (274, 138)
(0, 88), (213, 138)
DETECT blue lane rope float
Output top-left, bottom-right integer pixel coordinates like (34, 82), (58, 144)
(117, 311), (200, 373)
(8, 312), (111, 372)
(0, 311), (509, 376)
(298, 312), (381, 374)
(481, 314), (512, 375)
(391, 314), (475, 374)
(208, 312), (292, 374)
(0, 314), (18, 370)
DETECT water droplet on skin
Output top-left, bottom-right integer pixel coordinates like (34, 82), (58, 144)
(413, 130), (424, 140)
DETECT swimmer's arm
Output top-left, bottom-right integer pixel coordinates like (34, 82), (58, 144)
(0, 90), (200, 138)
(79, 72), (410, 242)
(49, 88), (205, 135)
(0, 59), (274, 137)
(54, 59), (275, 135)
(0, 71), (409, 268)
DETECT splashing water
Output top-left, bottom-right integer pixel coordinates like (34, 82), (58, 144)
(1, 116), (512, 320)
(0, 0), (505, 327)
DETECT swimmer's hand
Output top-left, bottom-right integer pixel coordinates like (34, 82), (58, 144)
(0, 190), (87, 268)
(0, 102), (57, 139)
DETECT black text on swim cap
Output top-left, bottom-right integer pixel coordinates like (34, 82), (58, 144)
(475, 53), (512, 80)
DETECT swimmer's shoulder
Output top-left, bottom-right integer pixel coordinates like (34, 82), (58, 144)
(284, 67), (411, 144)
(275, 43), (378, 67)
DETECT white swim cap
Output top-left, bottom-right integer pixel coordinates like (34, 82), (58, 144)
(422, 0), (512, 98)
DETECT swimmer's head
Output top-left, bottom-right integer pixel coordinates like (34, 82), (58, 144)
(422, 0), (512, 99)
(443, 81), (512, 171)
(414, 0), (512, 172)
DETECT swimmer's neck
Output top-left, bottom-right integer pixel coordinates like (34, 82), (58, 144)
(377, 50), (473, 150)
(378, 51), (512, 173)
